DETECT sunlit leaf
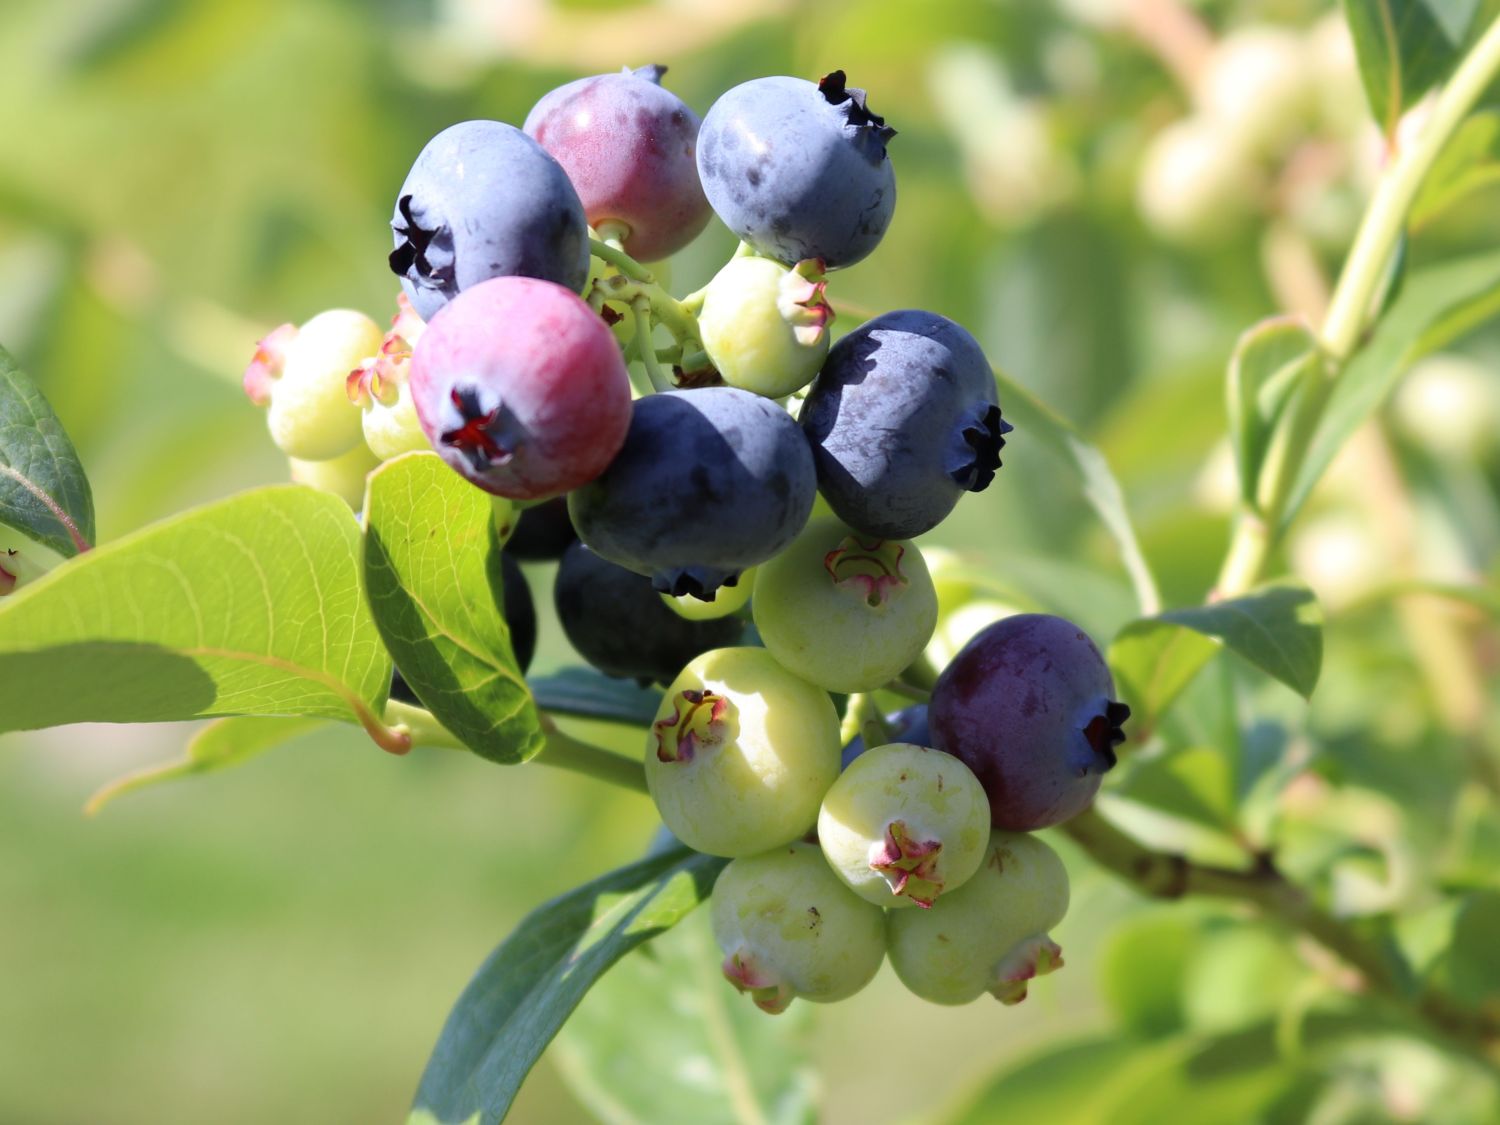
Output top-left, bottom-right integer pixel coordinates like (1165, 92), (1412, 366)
(0, 485), (390, 733)
(84, 714), (325, 814)
(363, 453), (543, 765)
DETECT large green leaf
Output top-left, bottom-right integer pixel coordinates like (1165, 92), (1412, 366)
(0, 485), (390, 733)
(553, 910), (817, 1125)
(1225, 316), (1319, 509)
(1111, 582), (1323, 719)
(1343, 0), (1481, 137)
(363, 453), (543, 765)
(0, 343), (94, 557)
(995, 368), (1161, 615)
(1286, 249), (1500, 527)
(410, 847), (727, 1125)
(529, 668), (664, 727)
(84, 715), (326, 815)
(1411, 109), (1500, 227)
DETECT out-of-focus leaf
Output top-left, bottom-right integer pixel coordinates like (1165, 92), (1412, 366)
(1114, 744), (1238, 834)
(553, 910), (817, 1125)
(1287, 248), (1500, 526)
(1343, 0), (1480, 137)
(363, 453), (543, 766)
(1427, 890), (1500, 1007)
(1109, 625), (1220, 735)
(0, 343), (94, 556)
(1111, 581), (1323, 719)
(1182, 926), (1308, 1034)
(410, 847), (726, 1125)
(84, 715), (325, 815)
(1412, 109), (1500, 227)
(1226, 317), (1319, 508)
(1098, 910), (1198, 1039)
(0, 486), (390, 733)
(996, 368), (1161, 616)
(528, 667), (664, 727)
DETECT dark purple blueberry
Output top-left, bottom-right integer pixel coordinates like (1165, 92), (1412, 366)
(696, 71), (896, 269)
(554, 542), (744, 685)
(567, 387), (816, 599)
(839, 704), (930, 770)
(929, 614), (1128, 831)
(505, 496), (577, 562)
(389, 120), (590, 320)
(524, 65), (711, 262)
(801, 310), (1010, 539)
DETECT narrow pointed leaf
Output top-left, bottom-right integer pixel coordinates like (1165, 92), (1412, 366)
(0, 486), (390, 733)
(1343, 0), (1480, 136)
(1225, 317), (1319, 508)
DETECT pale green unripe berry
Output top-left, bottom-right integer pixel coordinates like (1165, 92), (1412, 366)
(711, 840), (886, 1014)
(289, 442), (381, 510)
(887, 830), (1070, 1005)
(698, 257), (833, 398)
(818, 744), (989, 909)
(1137, 117), (1261, 243)
(1196, 27), (1312, 157)
(350, 295), (429, 461)
(362, 378), (426, 460)
(266, 309), (382, 461)
(645, 648), (840, 857)
(753, 519), (938, 694)
(661, 567), (756, 621)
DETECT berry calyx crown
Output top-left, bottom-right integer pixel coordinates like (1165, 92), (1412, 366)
(653, 688), (735, 763)
(823, 535), (907, 608)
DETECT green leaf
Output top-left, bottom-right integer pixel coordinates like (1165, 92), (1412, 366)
(553, 910), (817, 1125)
(84, 715), (326, 815)
(995, 368), (1161, 615)
(363, 453), (543, 765)
(410, 847), (727, 1125)
(1109, 624), (1221, 734)
(0, 485), (390, 733)
(1287, 248), (1500, 524)
(1111, 582), (1323, 714)
(529, 667), (664, 726)
(1114, 744), (1239, 834)
(0, 343), (94, 557)
(1411, 109), (1500, 227)
(1343, 0), (1480, 137)
(1098, 910), (1198, 1039)
(1225, 317), (1319, 508)
(1428, 890), (1500, 1006)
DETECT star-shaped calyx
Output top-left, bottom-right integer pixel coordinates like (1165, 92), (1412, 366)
(823, 535), (907, 609)
(869, 819), (945, 907)
(653, 689), (735, 763)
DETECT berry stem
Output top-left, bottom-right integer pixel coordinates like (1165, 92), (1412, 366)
(633, 298), (675, 392)
(1062, 806), (1500, 1063)
(588, 235), (654, 283)
(1214, 14), (1500, 598)
(880, 679), (931, 703)
(382, 700), (648, 793)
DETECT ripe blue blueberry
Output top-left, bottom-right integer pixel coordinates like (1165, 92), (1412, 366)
(800, 310), (1011, 539)
(389, 121), (590, 320)
(696, 71), (896, 269)
(553, 542), (744, 685)
(568, 387), (817, 599)
(929, 614), (1129, 831)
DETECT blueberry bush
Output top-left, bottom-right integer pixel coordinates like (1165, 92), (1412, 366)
(4, 2), (1500, 1122)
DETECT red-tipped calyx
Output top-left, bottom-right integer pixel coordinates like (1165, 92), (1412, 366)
(653, 688), (733, 763)
(824, 535), (907, 608)
(989, 935), (1064, 1005)
(243, 322), (297, 406)
(722, 949), (793, 1014)
(778, 259), (835, 347)
(870, 819), (944, 907)
(440, 386), (512, 470)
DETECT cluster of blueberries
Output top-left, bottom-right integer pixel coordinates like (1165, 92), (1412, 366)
(243, 65), (1130, 1012)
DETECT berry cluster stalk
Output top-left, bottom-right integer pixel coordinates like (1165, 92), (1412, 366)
(1215, 14), (1500, 598)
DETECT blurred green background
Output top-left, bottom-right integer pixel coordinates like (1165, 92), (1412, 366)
(4, 0), (1500, 1122)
